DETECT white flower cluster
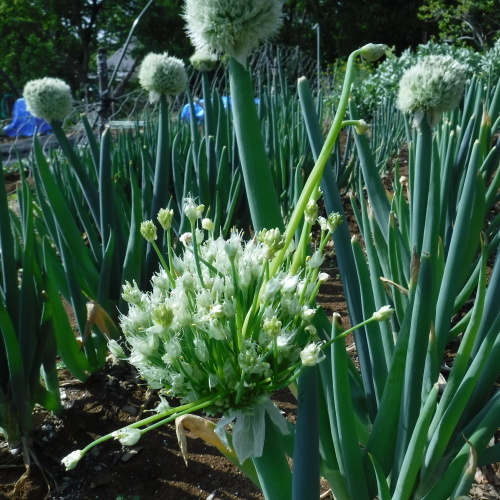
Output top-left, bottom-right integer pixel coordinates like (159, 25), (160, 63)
(23, 77), (72, 123)
(138, 52), (188, 102)
(183, 0), (283, 64)
(397, 55), (467, 127)
(118, 226), (326, 414)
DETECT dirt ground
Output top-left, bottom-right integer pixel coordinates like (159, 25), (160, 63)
(1, 136), (499, 499)
(0, 253), (345, 500)
(1, 232), (499, 500)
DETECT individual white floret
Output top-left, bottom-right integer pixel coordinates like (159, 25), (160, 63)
(112, 427), (141, 446)
(300, 342), (326, 366)
(61, 449), (84, 470)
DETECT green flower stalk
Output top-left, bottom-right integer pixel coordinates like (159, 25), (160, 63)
(139, 52), (187, 275)
(397, 55), (467, 128)
(24, 77), (101, 227)
(138, 52), (188, 102)
(23, 77), (72, 123)
(183, 0), (283, 65)
(397, 55), (467, 256)
(184, 0), (285, 233)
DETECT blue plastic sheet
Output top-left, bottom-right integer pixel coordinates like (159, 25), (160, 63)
(3, 98), (52, 137)
(180, 96), (259, 123)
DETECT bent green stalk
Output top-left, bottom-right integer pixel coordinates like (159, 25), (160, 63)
(77, 393), (224, 458)
(271, 46), (366, 276)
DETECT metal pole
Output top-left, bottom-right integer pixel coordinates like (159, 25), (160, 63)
(97, 47), (111, 133)
(313, 23), (320, 94)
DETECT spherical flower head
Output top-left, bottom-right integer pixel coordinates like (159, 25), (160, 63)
(23, 77), (72, 123)
(190, 48), (218, 72)
(183, 0), (283, 65)
(138, 52), (188, 102)
(397, 55), (467, 127)
(61, 449), (84, 470)
(140, 220), (157, 243)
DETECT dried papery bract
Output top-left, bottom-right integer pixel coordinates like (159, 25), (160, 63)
(138, 52), (188, 102)
(183, 0), (283, 65)
(23, 77), (72, 123)
(397, 55), (467, 127)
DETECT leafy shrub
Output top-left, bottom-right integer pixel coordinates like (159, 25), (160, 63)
(323, 40), (500, 118)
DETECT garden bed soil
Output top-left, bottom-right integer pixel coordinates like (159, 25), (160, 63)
(1, 242), (499, 500)
(1, 138), (499, 499)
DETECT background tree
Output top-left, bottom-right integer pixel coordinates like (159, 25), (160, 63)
(418, 0), (500, 49)
(0, 0), (189, 104)
(278, 0), (431, 64)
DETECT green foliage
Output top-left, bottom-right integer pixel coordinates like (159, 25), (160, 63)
(278, 0), (425, 63)
(294, 62), (499, 498)
(419, 0), (500, 49)
(0, 161), (74, 447)
(0, 0), (190, 100)
(349, 41), (500, 117)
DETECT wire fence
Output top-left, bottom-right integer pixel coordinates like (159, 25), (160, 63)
(85, 42), (319, 125)
(1, 43), (318, 167)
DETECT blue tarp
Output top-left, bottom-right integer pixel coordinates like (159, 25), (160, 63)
(3, 98), (52, 137)
(180, 96), (259, 123)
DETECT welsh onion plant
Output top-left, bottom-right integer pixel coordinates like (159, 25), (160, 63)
(0, 160), (74, 448)
(307, 57), (499, 498)
(61, 37), (389, 500)
(56, 5), (498, 500)
(183, 0), (285, 233)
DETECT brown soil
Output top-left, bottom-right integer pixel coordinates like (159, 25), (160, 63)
(1, 140), (499, 499)
(0, 245), (348, 500)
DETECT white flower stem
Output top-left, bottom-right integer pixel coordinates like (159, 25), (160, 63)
(190, 220), (205, 288)
(78, 393), (223, 459)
